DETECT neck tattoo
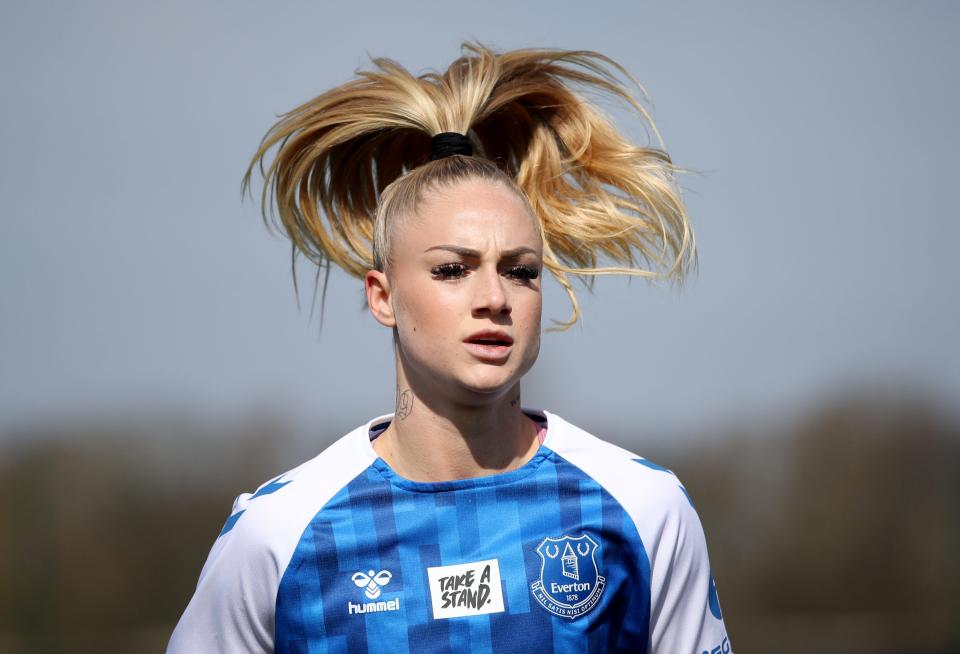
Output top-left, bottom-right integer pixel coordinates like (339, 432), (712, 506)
(396, 388), (413, 420)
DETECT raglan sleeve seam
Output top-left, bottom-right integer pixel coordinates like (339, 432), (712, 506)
(166, 493), (280, 654)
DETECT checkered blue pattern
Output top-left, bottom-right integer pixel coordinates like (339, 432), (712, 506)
(275, 447), (651, 654)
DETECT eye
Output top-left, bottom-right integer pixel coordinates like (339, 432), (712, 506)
(431, 262), (468, 280)
(505, 264), (540, 281)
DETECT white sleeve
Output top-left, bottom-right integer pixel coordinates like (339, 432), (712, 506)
(649, 484), (731, 654)
(165, 425), (377, 654)
(166, 492), (279, 654)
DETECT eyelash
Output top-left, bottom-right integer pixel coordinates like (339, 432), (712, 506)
(507, 265), (540, 281)
(430, 263), (468, 279)
(430, 263), (540, 282)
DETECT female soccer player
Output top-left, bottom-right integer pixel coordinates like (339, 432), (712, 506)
(169, 43), (731, 654)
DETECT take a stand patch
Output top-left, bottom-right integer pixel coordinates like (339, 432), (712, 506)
(427, 558), (505, 619)
(530, 533), (606, 619)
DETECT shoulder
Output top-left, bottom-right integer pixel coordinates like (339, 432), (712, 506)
(168, 416), (385, 653)
(218, 418), (381, 556)
(538, 410), (730, 652)
(540, 410), (694, 523)
(539, 409), (704, 576)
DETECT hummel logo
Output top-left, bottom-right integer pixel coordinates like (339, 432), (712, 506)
(347, 569), (401, 616)
(352, 569), (392, 599)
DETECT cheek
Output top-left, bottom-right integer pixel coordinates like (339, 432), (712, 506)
(512, 292), (542, 373)
(526, 303), (543, 352)
(516, 287), (543, 326)
(394, 278), (461, 335)
(508, 288), (542, 356)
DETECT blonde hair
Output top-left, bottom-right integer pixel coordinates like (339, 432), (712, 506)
(242, 42), (694, 329)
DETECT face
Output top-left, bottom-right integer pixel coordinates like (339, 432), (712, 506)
(366, 178), (543, 403)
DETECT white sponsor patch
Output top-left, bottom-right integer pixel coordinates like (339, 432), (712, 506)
(426, 558), (505, 619)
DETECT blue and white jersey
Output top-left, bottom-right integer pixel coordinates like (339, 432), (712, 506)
(168, 410), (731, 653)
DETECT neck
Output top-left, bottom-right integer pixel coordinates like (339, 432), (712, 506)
(371, 360), (539, 483)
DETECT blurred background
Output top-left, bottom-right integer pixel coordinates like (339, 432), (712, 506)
(1, 1), (957, 652)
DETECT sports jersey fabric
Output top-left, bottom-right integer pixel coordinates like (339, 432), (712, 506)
(168, 410), (731, 653)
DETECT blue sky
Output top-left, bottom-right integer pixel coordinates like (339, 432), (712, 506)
(1, 1), (957, 443)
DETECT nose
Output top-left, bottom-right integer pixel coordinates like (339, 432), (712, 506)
(471, 265), (511, 317)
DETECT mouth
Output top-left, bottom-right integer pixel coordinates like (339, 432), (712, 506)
(463, 331), (514, 360)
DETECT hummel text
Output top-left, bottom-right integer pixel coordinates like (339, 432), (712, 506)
(347, 598), (400, 615)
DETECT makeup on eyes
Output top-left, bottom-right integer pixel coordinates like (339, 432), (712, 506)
(429, 260), (541, 282)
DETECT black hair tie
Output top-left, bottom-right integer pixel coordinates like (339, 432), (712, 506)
(430, 132), (473, 160)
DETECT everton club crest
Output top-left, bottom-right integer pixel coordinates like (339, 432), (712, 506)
(530, 533), (606, 619)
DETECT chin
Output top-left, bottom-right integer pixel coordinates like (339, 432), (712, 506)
(455, 363), (531, 399)
(402, 346), (535, 402)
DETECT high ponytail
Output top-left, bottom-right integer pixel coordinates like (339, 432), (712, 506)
(242, 42), (694, 328)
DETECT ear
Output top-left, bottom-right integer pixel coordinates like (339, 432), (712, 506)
(365, 269), (396, 328)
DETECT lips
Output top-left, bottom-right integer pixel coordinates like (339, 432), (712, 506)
(463, 330), (513, 361)
(464, 331), (514, 346)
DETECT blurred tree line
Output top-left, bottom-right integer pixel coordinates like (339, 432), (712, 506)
(0, 390), (957, 653)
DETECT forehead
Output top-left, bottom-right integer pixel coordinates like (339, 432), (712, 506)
(394, 179), (541, 255)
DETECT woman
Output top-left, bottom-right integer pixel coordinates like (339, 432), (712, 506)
(169, 43), (731, 653)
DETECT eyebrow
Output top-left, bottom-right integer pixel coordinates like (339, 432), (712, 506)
(423, 245), (539, 258)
